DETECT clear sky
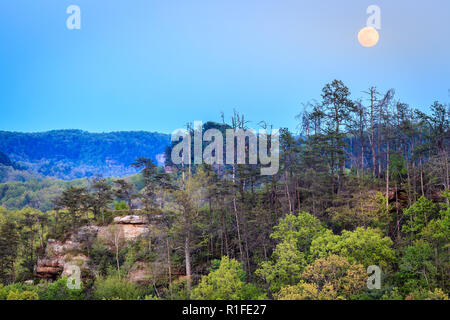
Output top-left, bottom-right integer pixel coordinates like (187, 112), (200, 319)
(0, 0), (449, 134)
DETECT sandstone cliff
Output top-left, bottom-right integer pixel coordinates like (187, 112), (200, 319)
(34, 215), (157, 280)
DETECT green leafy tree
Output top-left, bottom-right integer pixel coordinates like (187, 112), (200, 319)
(114, 179), (137, 211)
(310, 227), (395, 268)
(321, 80), (355, 194)
(276, 255), (366, 300)
(271, 212), (325, 252)
(54, 186), (90, 230)
(192, 256), (265, 300)
(89, 178), (113, 224)
(132, 157), (159, 212)
(397, 240), (438, 295)
(256, 212), (325, 293)
(0, 220), (19, 284)
(256, 238), (305, 293)
(402, 196), (438, 237)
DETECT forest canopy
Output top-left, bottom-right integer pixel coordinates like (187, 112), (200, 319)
(0, 80), (448, 301)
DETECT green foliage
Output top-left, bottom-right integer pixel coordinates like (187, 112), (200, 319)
(93, 276), (144, 300)
(0, 283), (38, 300)
(275, 255), (366, 300)
(37, 277), (85, 300)
(192, 256), (265, 300)
(89, 241), (116, 277)
(7, 290), (39, 300)
(0, 178), (88, 211)
(402, 196), (438, 236)
(0, 95), (448, 301)
(271, 212), (325, 252)
(421, 191), (450, 244)
(405, 288), (449, 300)
(256, 238), (305, 293)
(310, 227), (395, 268)
(380, 287), (404, 300)
(0, 219), (20, 284)
(256, 212), (325, 293)
(114, 201), (129, 211)
(396, 240), (437, 295)
(389, 152), (407, 182)
(169, 278), (190, 300)
(0, 278), (84, 301)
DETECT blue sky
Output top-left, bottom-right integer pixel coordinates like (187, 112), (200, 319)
(0, 0), (449, 134)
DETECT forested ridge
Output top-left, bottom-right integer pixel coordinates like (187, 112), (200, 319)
(0, 130), (170, 180)
(0, 80), (448, 300)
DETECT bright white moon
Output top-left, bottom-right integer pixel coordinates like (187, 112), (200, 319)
(358, 27), (379, 47)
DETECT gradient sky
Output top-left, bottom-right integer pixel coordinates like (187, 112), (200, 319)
(0, 0), (449, 134)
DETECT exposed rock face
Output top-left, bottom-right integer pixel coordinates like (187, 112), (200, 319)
(35, 258), (64, 279)
(121, 224), (149, 241)
(35, 216), (152, 280)
(99, 215), (150, 241)
(113, 215), (149, 225)
(34, 226), (99, 279)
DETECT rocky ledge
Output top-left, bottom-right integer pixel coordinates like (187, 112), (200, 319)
(113, 215), (149, 225)
(34, 215), (152, 280)
(34, 226), (98, 279)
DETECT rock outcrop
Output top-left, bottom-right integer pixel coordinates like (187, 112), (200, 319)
(113, 215), (149, 225)
(99, 215), (150, 241)
(34, 257), (64, 279)
(35, 215), (154, 280)
(34, 226), (99, 279)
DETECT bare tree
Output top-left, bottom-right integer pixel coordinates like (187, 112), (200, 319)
(104, 224), (125, 279)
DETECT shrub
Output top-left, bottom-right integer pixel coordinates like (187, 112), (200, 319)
(37, 277), (85, 300)
(7, 290), (39, 300)
(93, 276), (144, 300)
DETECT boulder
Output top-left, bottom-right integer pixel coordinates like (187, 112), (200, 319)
(113, 215), (149, 225)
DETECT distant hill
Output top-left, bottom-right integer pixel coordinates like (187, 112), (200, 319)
(0, 150), (36, 183)
(0, 151), (13, 167)
(0, 130), (170, 180)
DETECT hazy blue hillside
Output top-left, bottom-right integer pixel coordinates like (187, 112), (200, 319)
(0, 130), (170, 180)
(0, 151), (13, 167)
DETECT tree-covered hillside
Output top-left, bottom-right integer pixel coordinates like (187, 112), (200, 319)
(0, 130), (170, 180)
(0, 81), (448, 301)
(0, 151), (13, 167)
(0, 151), (39, 183)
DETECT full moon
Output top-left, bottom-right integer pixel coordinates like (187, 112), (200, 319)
(358, 27), (379, 47)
